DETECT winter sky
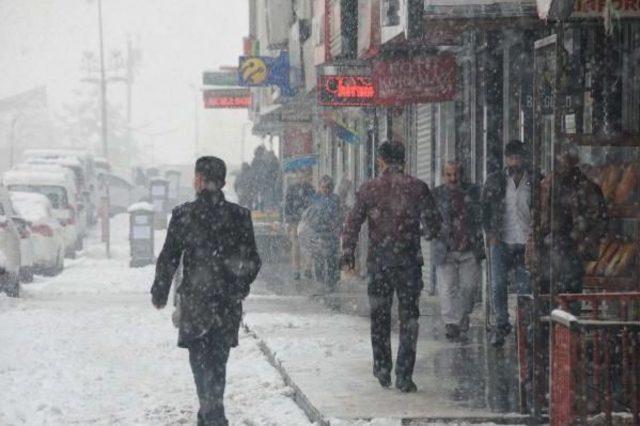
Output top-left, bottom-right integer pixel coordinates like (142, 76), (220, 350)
(0, 0), (264, 167)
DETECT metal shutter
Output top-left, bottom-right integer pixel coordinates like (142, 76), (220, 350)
(415, 104), (435, 294)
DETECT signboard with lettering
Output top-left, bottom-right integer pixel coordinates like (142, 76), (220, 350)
(318, 75), (375, 106)
(572, 0), (640, 18)
(203, 71), (239, 86)
(372, 54), (457, 105)
(203, 89), (251, 109)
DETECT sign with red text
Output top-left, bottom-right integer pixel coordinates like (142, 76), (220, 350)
(318, 75), (375, 106)
(571, 0), (640, 18)
(203, 88), (250, 109)
(372, 54), (457, 105)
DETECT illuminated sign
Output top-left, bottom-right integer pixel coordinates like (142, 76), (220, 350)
(318, 75), (375, 106)
(203, 89), (250, 109)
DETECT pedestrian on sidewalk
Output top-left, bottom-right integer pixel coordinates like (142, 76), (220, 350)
(432, 161), (484, 341)
(298, 175), (342, 293)
(481, 140), (534, 347)
(341, 141), (441, 393)
(151, 156), (262, 426)
(284, 169), (315, 281)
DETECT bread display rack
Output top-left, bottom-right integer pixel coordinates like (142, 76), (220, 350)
(572, 134), (640, 291)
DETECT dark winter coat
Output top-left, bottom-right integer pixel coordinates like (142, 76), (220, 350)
(481, 168), (536, 241)
(342, 168), (442, 271)
(284, 182), (315, 224)
(540, 166), (608, 262)
(151, 190), (261, 348)
(431, 183), (485, 265)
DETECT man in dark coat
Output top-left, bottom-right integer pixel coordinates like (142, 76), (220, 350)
(342, 141), (441, 393)
(151, 156), (261, 426)
(432, 161), (484, 340)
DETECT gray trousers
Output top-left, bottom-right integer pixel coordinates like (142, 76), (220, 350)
(435, 251), (481, 327)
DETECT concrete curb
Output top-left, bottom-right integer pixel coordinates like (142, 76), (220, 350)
(242, 322), (330, 426)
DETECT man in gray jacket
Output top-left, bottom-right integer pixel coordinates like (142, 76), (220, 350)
(432, 162), (484, 340)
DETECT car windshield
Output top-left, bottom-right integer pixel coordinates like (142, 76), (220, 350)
(9, 185), (68, 209)
(11, 199), (50, 223)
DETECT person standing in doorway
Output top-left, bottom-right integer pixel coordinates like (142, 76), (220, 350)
(432, 161), (484, 341)
(151, 156), (261, 426)
(481, 140), (533, 347)
(284, 169), (315, 281)
(342, 141), (441, 392)
(298, 175), (342, 293)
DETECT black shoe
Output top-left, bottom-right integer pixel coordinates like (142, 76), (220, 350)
(445, 324), (460, 340)
(374, 371), (391, 388)
(292, 272), (301, 281)
(395, 377), (418, 393)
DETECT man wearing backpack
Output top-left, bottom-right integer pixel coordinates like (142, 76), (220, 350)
(151, 156), (261, 426)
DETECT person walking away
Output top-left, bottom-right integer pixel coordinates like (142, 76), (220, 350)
(284, 169), (315, 281)
(151, 156), (261, 426)
(432, 161), (484, 341)
(481, 140), (534, 347)
(298, 175), (342, 293)
(341, 141), (441, 392)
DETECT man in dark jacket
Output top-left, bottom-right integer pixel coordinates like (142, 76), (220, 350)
(432, 161), (484, 340)
(284, 169), (315, 280)
(342, 141), (441, 393)
(151, 156), (261, 426)
(481, 140), (534, 347)
(533, 142), (608, 299)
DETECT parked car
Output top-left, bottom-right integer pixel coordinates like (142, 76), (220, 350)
(0, 187), (21, 297)
(3, 169), (79, 259)
(13, 163), (87, 248)
(10, 216), (35, 283)
(10, 192), (65, 276)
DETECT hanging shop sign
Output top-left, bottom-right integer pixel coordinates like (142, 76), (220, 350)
(238, 51), (294, 96)
(321, 110), (364, 144)
(202, 71), (239, 86)
(203, 89), (251, 109)
(318, 75), (375, 106)
(571, 0), (640, 18)
(372, 54), (457, 105)
(282, 127), (314, 158)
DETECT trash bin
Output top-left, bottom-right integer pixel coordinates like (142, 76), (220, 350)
(127, 202), (155, 268)
(149, 178), (169, 230)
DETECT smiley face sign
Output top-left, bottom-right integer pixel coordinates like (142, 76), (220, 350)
(239, 57), (268, 85)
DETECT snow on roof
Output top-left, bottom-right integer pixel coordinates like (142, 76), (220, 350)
(23, 149), (91, 160)
(10, 191), (52, 222)
(12, 164), (77, 186)
(26, 157), (83, 168)
(3, 169), (73, 188)
(127, 202), (154, 212)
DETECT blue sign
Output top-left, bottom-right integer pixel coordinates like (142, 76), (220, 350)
(283, 154), (317, 172)
(238, 51), (294, 96)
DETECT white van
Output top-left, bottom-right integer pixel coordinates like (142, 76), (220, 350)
(4, 169), (79, 259)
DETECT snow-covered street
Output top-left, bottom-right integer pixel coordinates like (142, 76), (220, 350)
(0, 216), (312, 425)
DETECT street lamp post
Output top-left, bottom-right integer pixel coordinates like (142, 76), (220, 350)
(9, 113), (23, 169)
(97, 0), (109, 159)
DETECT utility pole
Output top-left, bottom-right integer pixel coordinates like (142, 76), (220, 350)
(97, 0), (108, 159)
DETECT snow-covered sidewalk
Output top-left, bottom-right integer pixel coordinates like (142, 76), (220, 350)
(0, 215), (311, 425)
